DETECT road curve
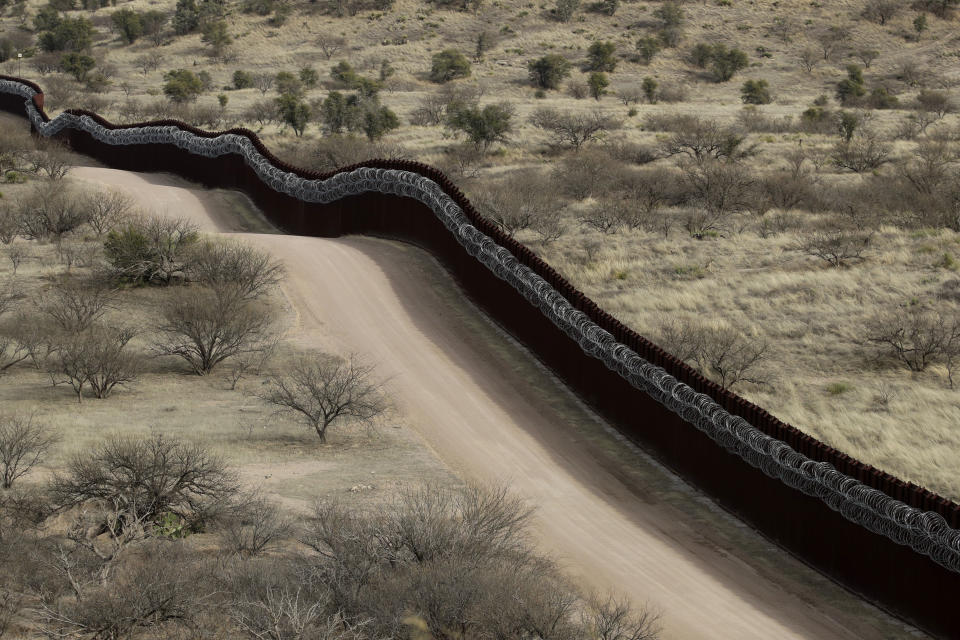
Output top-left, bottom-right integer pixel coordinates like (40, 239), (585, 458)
(68, 165), (920, 640)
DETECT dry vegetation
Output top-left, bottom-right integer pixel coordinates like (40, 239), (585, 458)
(0, 0), (946, 500)
(0, 0), (959, 599)
(0, 136), (662, 637)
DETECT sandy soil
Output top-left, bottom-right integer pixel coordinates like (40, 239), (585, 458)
(66, 165), (924, 639)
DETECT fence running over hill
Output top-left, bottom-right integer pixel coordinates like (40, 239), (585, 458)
(2, 74), (959, 638)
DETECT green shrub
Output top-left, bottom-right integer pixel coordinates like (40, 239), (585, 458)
(275, 70), (303, 96)
(38, 15), (94, 52)
(276, 94), (311, 136)
(708, 45), (748, 82)
(163, 69), (204, 103)
(586, 40), (617, 72)
(233, 69), (254, 89)
(836, 64), (866, 104)
(430, 49), (471, 83)
(527, 54), (571, 89)
(588, 71), (609, 100)
(446, 102), (514, 151)
(740, 79), (772, 104)
(553, 0), (580, 22)
(299, 66), (319, 88)
(60, 52), (95, 82)
(635, 36), (661, 64)
(111, 8), (144, 44)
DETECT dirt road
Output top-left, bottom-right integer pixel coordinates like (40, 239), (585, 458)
(69, 166), (922, 640)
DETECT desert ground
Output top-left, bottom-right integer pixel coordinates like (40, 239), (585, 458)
(0, 133), (922, 636)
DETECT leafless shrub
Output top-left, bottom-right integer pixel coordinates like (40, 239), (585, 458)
(317, 33), (348, 60)
(679, 160), (755, 237)
(50, 434), (238, 529)
(305, 136), (410, 173)
(29, 138), (72, 181)
(40, 278), (115, 333)
(568, 81), (589, 99)
(0, 588), (20, 638)
(0, 279), (21, 320)
(153, 285), (277, 375)
(869, 306), (960, 377)
(82, 188), (136, 237)
(261, 353), (388, 442)
(618, 86), (644, 105)
(656, 319), (768, 388)
(831, 135), (891, 173)
(583, 593), (662, 640)
(794, 228), (872, 267)
(736, 106), (795, 134)
(529, 108), (623, 150)
(253, 73), (275, 95)
(134, 52), (163, 75)
(578, 198), (625, 234)
(37, 542), (210, 639)
(188, 239), (284, 301)
(0, 415), (57, 489)
(611, 167), (677, 236)
(410, 92), (449, 126)
(220, 492), (292, 556)
(0, 205), (17, 246)
(551, 148), (628, 200)
(245, 98), (280, 127)
(862, 0), (900, 24)
(655, 115), (757, 164)
(15, 182), (89, 241)
(471, 169), (561, 237)
(604, 140), (660, 165)
(48, 325), (139, 402)
(440, 143), (485, 180)
(301, 483), (658, 640)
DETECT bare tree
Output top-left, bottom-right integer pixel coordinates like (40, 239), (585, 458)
(796, 48), (822, 74)
(0, 415), (58, 488)
(253, 73), (275, 95)
(529, 108), (623, 151)
(698, 325), (768, 388)
(471, 170), (561, 237)
(262, 354), (388, 442)
(82, 189), (135, 237)
(862, 0), (900, 24)
(220, 492), (292, 557)
(794, 228), (872, 267)
(15, 182), (89, 241)
(816, 25), (850, 62)
(49, 326), (139, 402)
(154, 285), (276, 375)
(50, 434), (238, 528)
(188, 240), (284, 300)
(29, 138), (72, 181)
(0, 279), (21, 319)
(316, 34), (348, 60)
(831, 135), (891, 173)
(659, 116), (757, 164)
(583, 594), (662, 640)
(134, 52), (163, 75)
(40, 278), (115, 333)
(578, 198), (625, 234)
(868, 306), (960, 373)
(680, 160), (755, 237)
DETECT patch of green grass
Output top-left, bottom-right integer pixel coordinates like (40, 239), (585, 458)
(826, 382), (854, 396)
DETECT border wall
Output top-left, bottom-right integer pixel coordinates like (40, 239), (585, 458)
(2, 75), (959, 638)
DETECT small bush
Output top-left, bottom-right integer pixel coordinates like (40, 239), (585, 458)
(232, 69), (254, 90)
(740, 79), (772, 104)
(586, 41), (617, 72)
(528, 54), (571, 90)
(430, 49), (471, 83)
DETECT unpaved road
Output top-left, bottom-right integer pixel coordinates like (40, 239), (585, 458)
(67, 165), (923, 640)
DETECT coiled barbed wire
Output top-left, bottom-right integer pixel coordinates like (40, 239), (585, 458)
(4, 79), (959, 574)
